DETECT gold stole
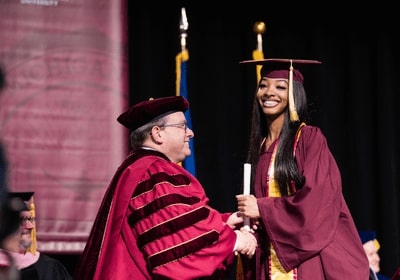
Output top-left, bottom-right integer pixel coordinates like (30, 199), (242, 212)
(267, 123), (305, 280)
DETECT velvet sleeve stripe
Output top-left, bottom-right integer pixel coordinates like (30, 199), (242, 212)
(133, 172), (190, 197)
(148, 231), (220, 270)
(128, 193), (200, 226)
(137, 207), (210, 248)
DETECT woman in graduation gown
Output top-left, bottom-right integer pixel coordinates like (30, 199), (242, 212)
(236, 58), (370, 280)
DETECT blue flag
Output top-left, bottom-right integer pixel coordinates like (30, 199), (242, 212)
(176, 50), (196, 176)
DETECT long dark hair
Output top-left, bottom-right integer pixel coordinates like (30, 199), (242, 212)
(246, 80), (307, 196)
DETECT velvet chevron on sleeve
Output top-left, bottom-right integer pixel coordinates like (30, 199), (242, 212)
(74, 148), (236, 280)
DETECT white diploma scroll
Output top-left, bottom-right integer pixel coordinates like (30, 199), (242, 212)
(243, 163), (251, 231)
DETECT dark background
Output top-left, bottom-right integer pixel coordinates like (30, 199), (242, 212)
(58, 3), (400, 278)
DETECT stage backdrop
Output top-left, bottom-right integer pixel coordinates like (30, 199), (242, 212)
(128, 3), (400, 277)
(0, 0), (128, 253)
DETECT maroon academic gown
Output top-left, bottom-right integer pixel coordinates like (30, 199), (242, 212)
(251, 125), (369, 279)
(74, 148), (236, 280)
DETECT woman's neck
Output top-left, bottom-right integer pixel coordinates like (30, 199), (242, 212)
(267, 117), (284, 142)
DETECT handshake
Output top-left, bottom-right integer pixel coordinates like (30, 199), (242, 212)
(226, 210), (258, 258)
(234, 228), (257, 258)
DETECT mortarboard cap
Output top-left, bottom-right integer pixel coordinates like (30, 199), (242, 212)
(117, 96), (189, 131)
(240, 58), (322, 122)
(240, 58), (322, 82)
(8, 192), (34, 211)
(358, 230), (380, 250)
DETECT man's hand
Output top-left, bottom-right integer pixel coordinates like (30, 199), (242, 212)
(226, 212), (243, 229)
(234, 228), (257, 258)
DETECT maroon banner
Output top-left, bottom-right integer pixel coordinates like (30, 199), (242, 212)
(0, 0), (128, 253)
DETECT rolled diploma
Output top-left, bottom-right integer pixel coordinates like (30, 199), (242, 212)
(243, 163), (251, 231)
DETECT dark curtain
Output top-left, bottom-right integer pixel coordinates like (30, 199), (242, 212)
(128, 3), (400, 277)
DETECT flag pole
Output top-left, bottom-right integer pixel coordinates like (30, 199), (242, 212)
(176, 7), (189, 97)
(179, 7), (188, 52)
(176, 7), (196, 175)
(236, 22), (267, 280)
(252, 21), (266, 83)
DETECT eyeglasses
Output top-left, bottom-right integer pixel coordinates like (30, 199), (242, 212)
(160, 123), (189, 132)
(20, 216), (36, 226)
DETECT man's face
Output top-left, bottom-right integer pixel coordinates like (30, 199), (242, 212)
(363, 240), (381, 273)
(158, 112), (194, 163)
(18, 210), (34, 251)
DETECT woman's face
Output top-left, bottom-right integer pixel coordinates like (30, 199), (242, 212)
(256, 77), (288, 118)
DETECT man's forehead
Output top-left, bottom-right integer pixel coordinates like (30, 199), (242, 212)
(363, 240), (378, 252)
(165, 111), (185, 121)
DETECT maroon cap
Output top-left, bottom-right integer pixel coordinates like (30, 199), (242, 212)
(240, 58), (322, 83)
(117, 96), (189, 130)
(8, 191), (34, 211)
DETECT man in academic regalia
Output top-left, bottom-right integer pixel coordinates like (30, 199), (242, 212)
(359, 230), (391, 280)
(0, 192), (72, 280)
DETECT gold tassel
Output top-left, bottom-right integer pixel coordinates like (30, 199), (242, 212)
(288, 60), (299, 122)
(27, 197), (37, 255)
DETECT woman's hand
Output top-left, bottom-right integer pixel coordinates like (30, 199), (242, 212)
(236, 194), (260, 219)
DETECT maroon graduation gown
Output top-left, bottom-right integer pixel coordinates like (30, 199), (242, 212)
(252, 125), (369, 279)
